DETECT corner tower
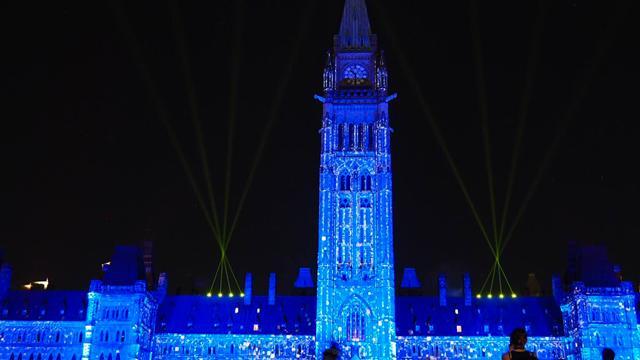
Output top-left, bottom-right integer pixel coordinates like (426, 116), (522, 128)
(316, 0), (396, 358)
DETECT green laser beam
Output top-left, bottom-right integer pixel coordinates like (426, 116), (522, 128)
(469, 0), (500, 256)
(222, 0), (245, 244)
(372, 0), (497, 258)
(208, 258), (224, 293)
(500, 0), (628, 256)
(167, 0), (223, 245)
(225, 0), (317, 249)
(497, 262), (515, 294)
(479, 262), (496, 294)
(498, 0), (546, 247)
(109, 0), (221, 249)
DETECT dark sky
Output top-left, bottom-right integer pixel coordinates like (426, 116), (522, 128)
(2, 0), (640, 296)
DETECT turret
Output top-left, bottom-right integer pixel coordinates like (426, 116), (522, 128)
(268, 272), (276, 306)
(463, 273), (472, 306)
(244, 272), (253, 305)
(0, 262), (11, 302)
(560, 245), (640, 359)
(438, 273), (447, 306)
(85, 246), (158, 360)
(323, 51), (335, 92)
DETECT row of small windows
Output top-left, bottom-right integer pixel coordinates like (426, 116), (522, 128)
(159, 343), (309, 356)
(98, 330), (126, 343)
(589, 306), (622, 323)
(339, 175), (372, 192)
(8, 330), (83, 344)
(336, 123), (376, 152)
(401, 343), (564, 358)
(9, 354), (70, 360)
(592, 332), (627, 347)
(98, 354), (121, 360)
(1, 307), (84, 319)
(101, 307), (129, 320)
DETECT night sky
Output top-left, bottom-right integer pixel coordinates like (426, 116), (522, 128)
(3, 0), (640, 296)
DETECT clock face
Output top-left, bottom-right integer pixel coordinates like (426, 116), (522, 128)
(343, 65), (368, 85)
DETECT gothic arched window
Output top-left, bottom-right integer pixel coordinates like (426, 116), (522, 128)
(337, 124), (344, 150)
(360, 175), (372, 191)
(368, 125), (375, 151)
(340, 175), (351, 191)
(345, 304), (366, 342)
(348, 124), (355, 150)
(358, 124), (366, 151)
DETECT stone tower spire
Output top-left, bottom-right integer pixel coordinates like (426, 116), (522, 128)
(337, 0), (374, 49)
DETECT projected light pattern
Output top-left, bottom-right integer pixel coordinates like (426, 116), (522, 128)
(561, 282), (640, 359)
(315, 0), (396, 357)
(2, 1), (640, 359)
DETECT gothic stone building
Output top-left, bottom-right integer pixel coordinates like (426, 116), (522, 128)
(1, 0), (639, 359)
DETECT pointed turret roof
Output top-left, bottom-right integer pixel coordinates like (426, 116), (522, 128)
(337, 0), (373, 49)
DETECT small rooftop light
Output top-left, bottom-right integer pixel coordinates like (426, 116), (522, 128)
(487, 294), (493, 299)
(217, 293), (223, 298)
(228, 292), (234, 298)
(499, 294), (505, 299)
(511, 293), (517, 298)
(240, 293), (245, 297)
(476, 294), (482, 299)
(206, 292), (212, 298)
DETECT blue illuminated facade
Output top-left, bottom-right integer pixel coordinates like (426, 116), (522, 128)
(2, 1), (640, 359)
(315, 0), (396, 358)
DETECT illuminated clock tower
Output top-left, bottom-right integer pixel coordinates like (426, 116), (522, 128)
(315, 0), (397, 358)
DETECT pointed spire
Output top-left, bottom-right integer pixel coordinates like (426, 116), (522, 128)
(338, 0), (373, 49)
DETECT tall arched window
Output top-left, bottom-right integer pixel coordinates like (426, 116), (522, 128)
(346, 304), (366, 342)
(360, 175), (372, 191)
(340, 175), (351, 191)
(368, 125), (375, 151)
(337, 124), (344, 150)
(358, 124), (366, 151)
(348, 124), (355, 150)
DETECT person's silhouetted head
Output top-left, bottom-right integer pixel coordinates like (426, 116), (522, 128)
(509, 328), (528, 350)
(602, 348), (615, 360)
(322, 342), (340, 360)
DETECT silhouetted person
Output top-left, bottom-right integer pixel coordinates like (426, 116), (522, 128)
(502, 328), (538, 359)
(322, 342), (339, 360)
(602, 348), (615, 360)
